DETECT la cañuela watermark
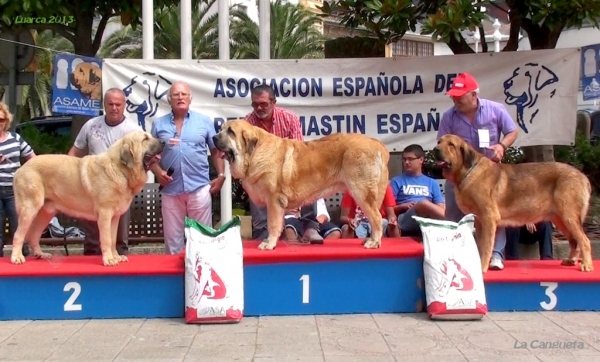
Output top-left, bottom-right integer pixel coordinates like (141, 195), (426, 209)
(514, 339), (586, 350)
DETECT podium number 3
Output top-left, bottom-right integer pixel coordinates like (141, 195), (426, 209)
(64, 282), (82, 312)
(299, 275), (309, 304)
(540, 282), (558, 310)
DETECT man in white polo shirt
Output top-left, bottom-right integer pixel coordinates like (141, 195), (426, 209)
(67, 88), (142, 256)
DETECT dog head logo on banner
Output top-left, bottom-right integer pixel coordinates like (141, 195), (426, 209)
(52, 54), (103, 116)
(503, 62), (559, 134)
(122, 72), (173, 131)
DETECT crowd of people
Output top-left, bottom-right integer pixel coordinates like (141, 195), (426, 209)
(0, 73), (554, 268)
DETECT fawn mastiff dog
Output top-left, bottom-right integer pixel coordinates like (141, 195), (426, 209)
(11, 131), (164, 266)
(213, 119), (390, 250)
(433, 134), (593, 273)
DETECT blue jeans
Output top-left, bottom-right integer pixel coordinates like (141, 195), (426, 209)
(444, 181), (506, 260)
(505, 221), (553, 260)
(0, 187), (18, 257)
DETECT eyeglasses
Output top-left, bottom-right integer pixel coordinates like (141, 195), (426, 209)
(402, 156), (421, 162)
(251, 101), (271, 109)
(171, 92), (190, 98)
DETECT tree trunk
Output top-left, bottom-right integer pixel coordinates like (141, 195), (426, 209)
(446, 34), (474, 54)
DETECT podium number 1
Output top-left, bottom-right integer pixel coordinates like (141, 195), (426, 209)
(540, 282), (558, 311)
(64, 282), (82, 312)
(299, 275), (309, 304)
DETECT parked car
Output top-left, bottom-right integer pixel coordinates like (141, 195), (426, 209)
(15, 114), (74, 137)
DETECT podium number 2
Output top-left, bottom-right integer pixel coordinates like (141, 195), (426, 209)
(540, 282), (558, 310)
(64, 282), (82, 312)
(299, 275), (309, 304)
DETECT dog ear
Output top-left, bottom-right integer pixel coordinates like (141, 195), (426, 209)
(460, 143), (475, 169)
(535, 65), (559, 91)
(242, 130), (258, 156)
(120, 142), (136, 169)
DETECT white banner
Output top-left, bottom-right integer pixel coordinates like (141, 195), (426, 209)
(102, 48), (580, 151)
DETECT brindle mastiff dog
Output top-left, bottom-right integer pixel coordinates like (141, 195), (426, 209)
(433, 134), (593, 273)
(213, 119), (390, 251)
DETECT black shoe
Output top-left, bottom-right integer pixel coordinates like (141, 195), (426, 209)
(22, 244), (31, 257)
(83, 248), (101, 256)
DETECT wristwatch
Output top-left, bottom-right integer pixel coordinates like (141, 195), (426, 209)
(217, 172), (225, 178)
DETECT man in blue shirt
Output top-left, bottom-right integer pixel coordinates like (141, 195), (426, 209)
(150, 81), (225, 254)
(390, 144), (445, 236)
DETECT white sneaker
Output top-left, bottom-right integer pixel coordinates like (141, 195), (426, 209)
(489, 256), (504, 270)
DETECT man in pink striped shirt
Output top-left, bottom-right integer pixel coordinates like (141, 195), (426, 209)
(243, 85), (323, 243)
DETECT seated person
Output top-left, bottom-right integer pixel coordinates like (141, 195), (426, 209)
(339, 185), (400, 239)
(283, 199), (341, 244)
(390, 144), (445, 236)
(505, 222), (554, 260)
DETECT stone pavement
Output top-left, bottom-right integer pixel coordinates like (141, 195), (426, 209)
(1, 312), (600, 361)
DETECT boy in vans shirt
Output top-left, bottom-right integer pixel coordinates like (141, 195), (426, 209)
(339, 185), (400, 239)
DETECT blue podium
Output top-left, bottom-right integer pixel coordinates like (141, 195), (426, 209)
(1, 239), (599, 320)
(483, 260), (600, 312)
(242, 239), (425, 316)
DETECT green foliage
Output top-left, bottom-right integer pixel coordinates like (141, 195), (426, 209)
(99, 0), (326, 60)
(324, 36), (385, 58)
(0, 0), (196, 55)
(18, 123), (71, 155)
(319, 0), (600, 54)
(99, 0), (220, 59)
(319, 0), (430, 44)
(229, 0), (327, 59)
(421, 0), (488, 43)
(521, 0), (600, 30)
(555, 135), (600, 193)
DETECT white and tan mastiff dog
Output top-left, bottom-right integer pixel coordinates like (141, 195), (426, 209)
(213, 119), (390, 251)
(11, 131), (164, 266)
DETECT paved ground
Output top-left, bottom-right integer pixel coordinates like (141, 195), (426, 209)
(1, 312), (600, 361)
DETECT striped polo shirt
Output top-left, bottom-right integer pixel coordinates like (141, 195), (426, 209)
(0, 132), (34, 187)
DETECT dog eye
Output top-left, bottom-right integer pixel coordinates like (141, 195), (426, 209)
(227, 128), (235, 136)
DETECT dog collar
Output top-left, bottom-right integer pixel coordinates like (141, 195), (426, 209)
(458, 161), (479, 189)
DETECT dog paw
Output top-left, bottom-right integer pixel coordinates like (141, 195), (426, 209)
(10, 254), (26, 265)
(34, 252), (52, 260)
(258, 241), (276, 250)
(102, 256), (120, 266)
(117, 255), (129, 263)
(580, 262), (594, 272)
(363, 239), (381, 249)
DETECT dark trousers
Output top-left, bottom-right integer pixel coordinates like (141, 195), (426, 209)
(505, 221), (554, 260)
(249, 200), (319, 240)
(81, 210), (130, 256)
(0, 187), (29, 257)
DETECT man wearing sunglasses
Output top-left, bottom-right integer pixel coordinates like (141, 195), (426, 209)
(390, 144), (446, 236)
(243, 85), (323, 243)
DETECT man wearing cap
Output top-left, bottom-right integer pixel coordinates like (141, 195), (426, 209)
(437, 72), (519, 271)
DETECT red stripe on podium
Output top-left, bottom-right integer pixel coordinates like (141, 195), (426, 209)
(0, 238), (424, 276)
(483, 260), (600, 283)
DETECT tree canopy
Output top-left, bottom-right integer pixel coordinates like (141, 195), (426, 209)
(0, 0), (201, 55)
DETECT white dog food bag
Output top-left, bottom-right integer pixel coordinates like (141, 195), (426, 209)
(412, 214), (488, 320)
(184, 216), (244, 324)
